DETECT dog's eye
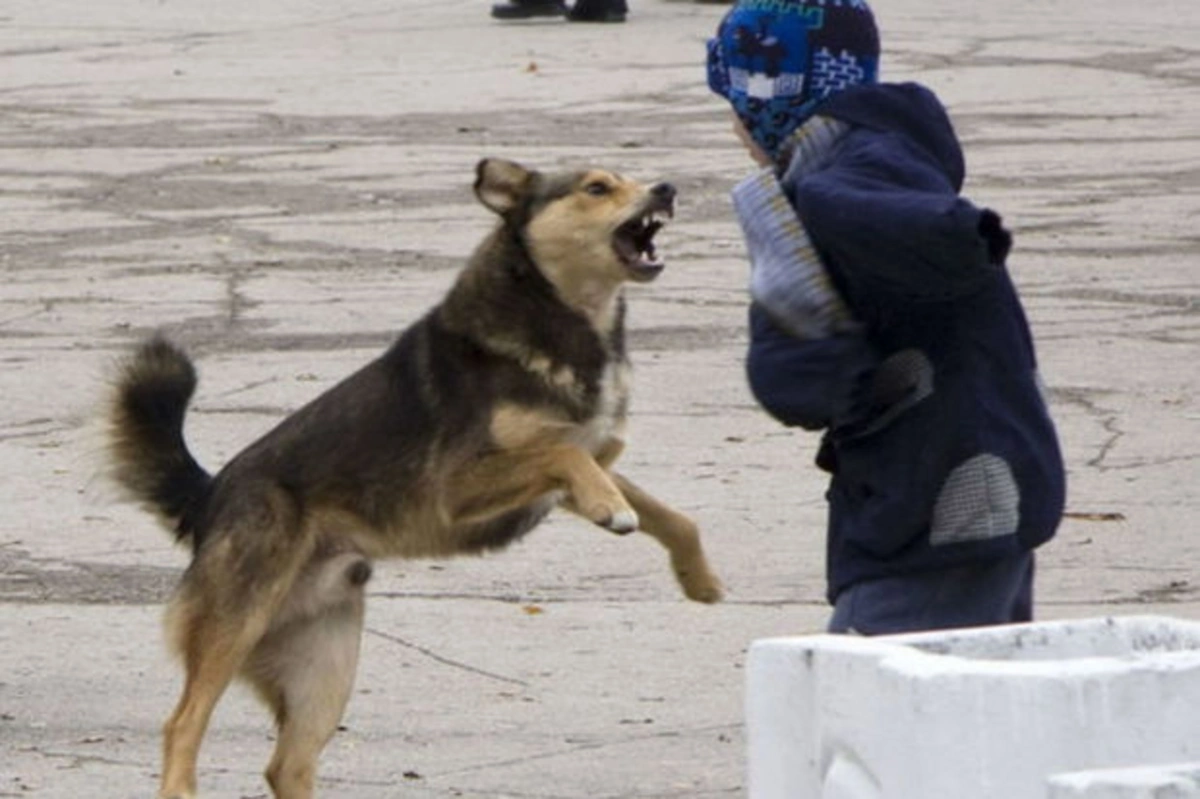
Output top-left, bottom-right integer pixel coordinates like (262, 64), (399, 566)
(584, 181), (611, 197)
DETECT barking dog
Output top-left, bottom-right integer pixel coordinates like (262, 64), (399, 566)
(109, 158), (723, 799)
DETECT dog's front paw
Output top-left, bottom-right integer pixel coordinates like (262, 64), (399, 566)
(681, 573), (724, 604)
(674, 559), (724, 604)
(604, 507), (639, 535)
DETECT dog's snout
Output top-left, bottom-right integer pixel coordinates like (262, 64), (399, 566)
(651, 182), (676, 202)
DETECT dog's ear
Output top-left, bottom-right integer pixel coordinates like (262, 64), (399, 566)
(474, 159), (533, 216)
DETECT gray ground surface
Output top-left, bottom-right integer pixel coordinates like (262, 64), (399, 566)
(1, 0), (1197, 796)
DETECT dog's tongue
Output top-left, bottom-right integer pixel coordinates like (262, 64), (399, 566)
(626, 243), (663, 280)
(630, 220), (664, 275)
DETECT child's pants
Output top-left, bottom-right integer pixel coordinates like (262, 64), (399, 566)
(828, 551), (1034, 635)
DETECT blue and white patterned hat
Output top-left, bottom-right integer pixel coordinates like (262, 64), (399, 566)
(707, 0), (880, 158)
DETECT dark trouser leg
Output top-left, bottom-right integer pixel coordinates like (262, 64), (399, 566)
(828, 551), (1036, 636)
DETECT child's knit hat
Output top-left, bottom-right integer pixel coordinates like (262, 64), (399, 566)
(707, 0), (880, 159)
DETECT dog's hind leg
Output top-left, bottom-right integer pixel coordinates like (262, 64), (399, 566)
(160, 596), (279, 799)
(607, 473), (723, 604)
(244, 553), (371, 799)
(159, 492), (317, 799)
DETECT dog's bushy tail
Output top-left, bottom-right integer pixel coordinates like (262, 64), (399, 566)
(109, 336), (212, 546)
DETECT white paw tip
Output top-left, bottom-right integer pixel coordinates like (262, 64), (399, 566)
(609, 509), (639, 533)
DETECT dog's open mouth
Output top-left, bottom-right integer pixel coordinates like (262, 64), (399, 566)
(613, 196), (673, 281)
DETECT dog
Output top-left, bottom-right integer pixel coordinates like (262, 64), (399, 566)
(108, 158), (723, 799)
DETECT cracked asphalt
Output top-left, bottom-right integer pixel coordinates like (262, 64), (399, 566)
(1, 0), (1198, 796)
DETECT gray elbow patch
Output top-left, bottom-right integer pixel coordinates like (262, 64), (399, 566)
(871, 349), (933, 408)
(849, 349), (934, 438)
(930, 453), (1019, 546)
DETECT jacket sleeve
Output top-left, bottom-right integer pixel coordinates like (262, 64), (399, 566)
(746, 303), (877, 431)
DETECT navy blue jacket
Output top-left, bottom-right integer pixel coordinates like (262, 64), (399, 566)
(745, 83), (1065, 602)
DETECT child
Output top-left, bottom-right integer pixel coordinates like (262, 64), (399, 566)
(707, 0), (1065, 634)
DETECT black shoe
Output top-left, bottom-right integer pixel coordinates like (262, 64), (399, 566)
(566, 0), (627, 22)
(491, 0), (568, 20)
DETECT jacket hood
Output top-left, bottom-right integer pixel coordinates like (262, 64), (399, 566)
(819, 82), (966, 191)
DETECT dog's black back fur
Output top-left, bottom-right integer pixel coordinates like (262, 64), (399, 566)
(113, 199), (628, 557)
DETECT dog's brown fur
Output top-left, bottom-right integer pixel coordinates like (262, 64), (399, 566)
(108, 158), (722, 799)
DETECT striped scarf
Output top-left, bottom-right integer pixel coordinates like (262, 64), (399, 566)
(731, 115), (859, 340)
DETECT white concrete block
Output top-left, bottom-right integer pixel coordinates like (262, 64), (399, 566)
(745, 616), (1200, 799)
(1047, 763), (1200, 798)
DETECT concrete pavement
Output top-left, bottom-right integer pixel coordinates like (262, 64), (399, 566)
(1, 0), (1197, 796)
